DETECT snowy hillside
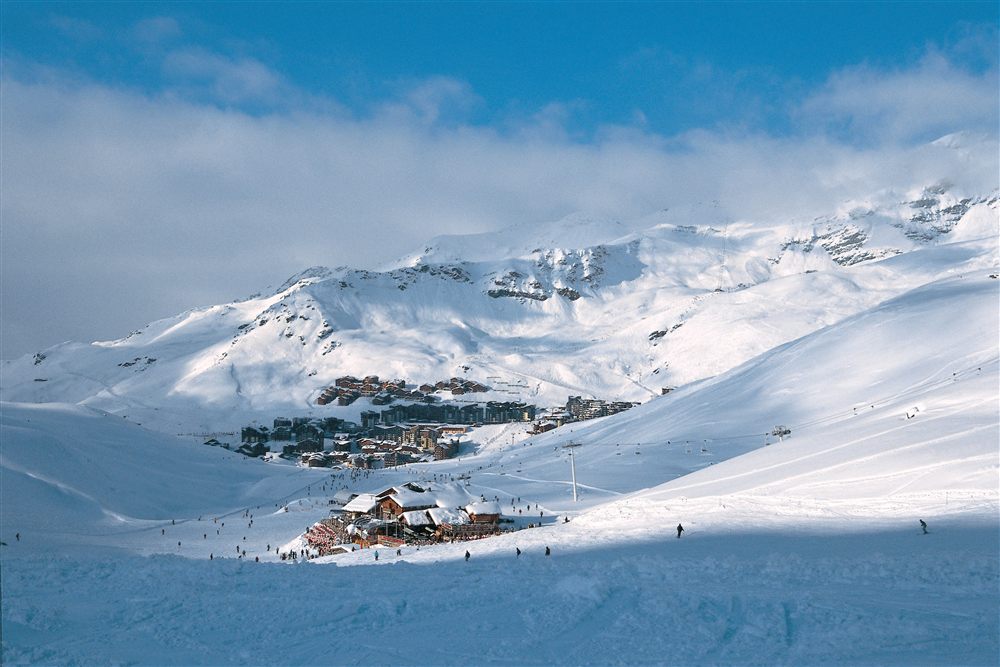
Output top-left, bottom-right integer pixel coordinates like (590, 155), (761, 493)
(2, 244), (997, 664)
(1, 138), (998, 663)
(2, 173), (997, 436)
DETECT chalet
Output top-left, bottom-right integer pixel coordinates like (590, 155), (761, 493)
(349, 455), (372, 469)
(372, 391), (394, 406)
(439, 425), (468, 436)
(363, 375), (380, 385)
(301, 452), (329, 468)
(327, 451), (350, 465)
(342, 493), (378, 518)
(531, 421), (558, 434)
(465, 501), (502, 524)
(335, 376), (361, 388)
(399, 510), (435, 531)
(241, 426), (268, 444)
(434, 439), (459, 460)
(435, 380), (448, 390)
(419, 383), (436, 394)
(294, 424), (324, 444)
(331, 437), (354, 453)
(316, 388), (337, 405)
(427, 507), (468, 527)
(273, 417), (292, 429)
(451, 386), (466, 395)
(236, 442), (269, 458)
(284, 438), (322, 455)
(338, 392), (359, 406)
(377, 486), (436, 519)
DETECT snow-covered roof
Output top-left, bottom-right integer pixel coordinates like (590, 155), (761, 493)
(465, 501), (502, 516)
(333, 489), (357, 504)
(389, 487), (436, 509)
(427, 507), (469, 526)
(342, 493), (377, 513)
(400, 510), (433, 527)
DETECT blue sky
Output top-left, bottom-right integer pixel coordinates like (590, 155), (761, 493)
(4, 2), (997, 136)
(1, 2), (998, 358)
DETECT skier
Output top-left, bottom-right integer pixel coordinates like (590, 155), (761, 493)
(545, 546), (551, 557)
(516, 547), (521, 557)
(210, 553), (213, 560)
(16, 532), (20, 542)
(676, 523), (684, 538)
(920, 519), (928, 534)
(374, 550), (379, 561)
(465, 550), (471, 561)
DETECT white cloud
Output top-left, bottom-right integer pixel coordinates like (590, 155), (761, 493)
(799, 51), (998, 143)
(1, 48), (997, 358)
(162, 48), (284, 104)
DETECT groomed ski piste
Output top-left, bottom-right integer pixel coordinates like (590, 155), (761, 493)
(3, 236), (998, 666)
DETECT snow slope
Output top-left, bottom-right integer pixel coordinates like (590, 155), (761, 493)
(2, 176), (996, 436)
(2, 237), (997, 664)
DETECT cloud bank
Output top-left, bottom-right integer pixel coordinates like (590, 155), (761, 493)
(1, 33), (997, 359)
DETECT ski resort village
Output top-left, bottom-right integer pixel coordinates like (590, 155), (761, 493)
(3, 3), (999, 666)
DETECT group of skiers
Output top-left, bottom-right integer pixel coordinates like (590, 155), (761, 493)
(462, 545), (551, 561)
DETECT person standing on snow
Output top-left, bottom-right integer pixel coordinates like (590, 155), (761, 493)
(676, 523), (684, 538)
(920, 519), (928, 534)
(545, 546), (550, 556)
(374, 550), (379, 561)
(465, 550), (471, 561)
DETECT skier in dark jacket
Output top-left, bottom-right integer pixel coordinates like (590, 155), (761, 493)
(676, 523), (684, 538)
(920, 519), (928, 534)
(545, 546), (550, 556)
(516, 547), (521, 557)
(465, 550), (471, 561)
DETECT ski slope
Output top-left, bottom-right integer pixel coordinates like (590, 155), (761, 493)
(2, 242), (997, 664)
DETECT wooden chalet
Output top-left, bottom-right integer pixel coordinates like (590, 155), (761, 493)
(335, 376), (361, 388)
(376, 485), (436, 518)
(465, 501), (502, 524)
(341, 493), (378, 518)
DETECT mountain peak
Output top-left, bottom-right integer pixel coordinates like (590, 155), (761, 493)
(275, 266), (337, 294)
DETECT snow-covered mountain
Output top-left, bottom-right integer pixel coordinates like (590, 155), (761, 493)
(3, 230), (997, 664)
(3, 134), (999, 664)
(2, 174), (997, 436)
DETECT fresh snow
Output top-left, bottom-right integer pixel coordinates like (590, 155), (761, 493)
(1, 170), (998, 665)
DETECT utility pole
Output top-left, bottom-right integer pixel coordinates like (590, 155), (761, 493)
(563, 443), (581, 502)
